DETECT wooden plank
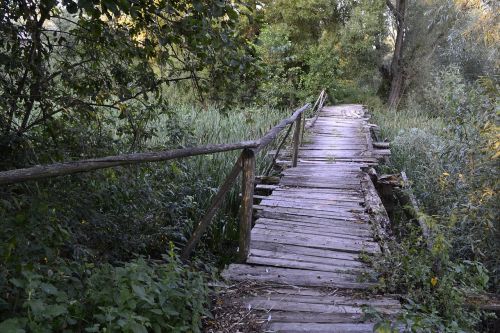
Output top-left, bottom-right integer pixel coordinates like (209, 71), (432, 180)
(247, 255), (369, 274)
(267, 322), (374, 333)
(251, 229), (380, 254)
(253, 205), (367, 221)
(222, 264), (375, 288)
(253, 223), (373, 241)
(251, 292), (401, 307)
(249, 299), (367, 314)
(261, 196), (363, 207)
(256, 201), (365, 214)
(251, 241), (361, 261)
(257, 311), (364, 324)
(255, 218), (372, 236)
(248, 249), (366, 268)
(271, 187), (363, 195)
(254, 211), (371, 227)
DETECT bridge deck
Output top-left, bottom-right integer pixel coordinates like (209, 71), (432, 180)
(221, 105), (398, 332)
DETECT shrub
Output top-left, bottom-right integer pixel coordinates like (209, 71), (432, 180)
(0, 248), (209, 333)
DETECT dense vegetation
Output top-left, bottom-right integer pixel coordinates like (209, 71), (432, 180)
(0, 0), (498, 332)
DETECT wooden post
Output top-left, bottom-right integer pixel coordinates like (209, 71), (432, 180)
(291, 114), (302, 167)
(239, 148), (255, 262)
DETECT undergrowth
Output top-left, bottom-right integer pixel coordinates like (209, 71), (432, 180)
(365, 67), (499, 332)
(0, 102), (290, 331)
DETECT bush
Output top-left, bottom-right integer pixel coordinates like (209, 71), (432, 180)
(0, 248), (209, 333)
(368, 68), (499, 331)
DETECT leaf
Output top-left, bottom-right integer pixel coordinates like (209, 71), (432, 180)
(0, 318), (26, 333)
(129, 322), (148, 333)
(45, 304), (68, 317)
(28, 299), (45, 317)
(131, 284), (146, 299)
(40, 283), (58, 295)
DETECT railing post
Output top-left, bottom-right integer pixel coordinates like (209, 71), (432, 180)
(239, 148), (255, 262)
(292, 113), (302, 167)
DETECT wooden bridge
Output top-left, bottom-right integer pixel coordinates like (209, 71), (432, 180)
(0, 91), (400, 332)
(215, 104), (399, 332)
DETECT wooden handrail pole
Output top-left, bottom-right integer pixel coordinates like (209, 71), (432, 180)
(238, 148), (255, 263)
(292, 113), (302, 167)
(181, 155), (243, 260)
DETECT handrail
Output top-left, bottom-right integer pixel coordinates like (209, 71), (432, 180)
(255, 103), (310, 153)
(0, 141), (260, 186)
(0, 91), (324, 261)
(307, 90), (328, 129)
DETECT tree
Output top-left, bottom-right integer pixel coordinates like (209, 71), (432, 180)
(385, 0), (406, 109)
(0, 0), (255, 159)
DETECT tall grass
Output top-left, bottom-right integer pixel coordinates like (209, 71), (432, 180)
(146, 103), (292, 260)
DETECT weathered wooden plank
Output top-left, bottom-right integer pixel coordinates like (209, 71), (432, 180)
(253, 205), (367, 221)
(256, 201), (365, 214)
(267, 322), (374, 333)
(248, 249), (366, 268)
(253, 223), (373, 241)
(267, 192), (363, 201)
(222, 264), (375, 288)
(247, 255), (369, 274)
(251, 292), (401, 307)
(254, 211), (371, 227)
(251, 241), (361, 261)
(255, 218), (372, 236)
(257, 311), (364, 324)
(261, 196), (363, 208)
(271, 187), (363, 195)
(251, 230), (380, 254)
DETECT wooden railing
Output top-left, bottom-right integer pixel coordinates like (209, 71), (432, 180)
(0, 91), (328, 261)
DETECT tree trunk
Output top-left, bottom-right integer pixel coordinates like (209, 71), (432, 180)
(386, 0), (406, 109)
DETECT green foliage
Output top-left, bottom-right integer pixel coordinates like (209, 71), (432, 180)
(0, 251), (209, 332)
(0, 100), (286, 329)
(369, 66), (499, 331)
(373, 228), (490, 332)
(0, 0), (257, 157)
(256, 0), (387, 106)
(256, 24), (304, 106)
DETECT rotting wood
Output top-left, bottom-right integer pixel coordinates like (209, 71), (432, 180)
(361, 173), (392, 254)
(373, 141), (390, 149)
(222, 264), (376, 289)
